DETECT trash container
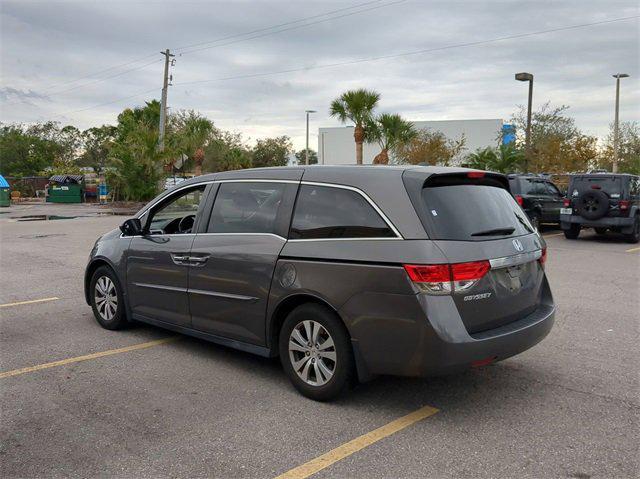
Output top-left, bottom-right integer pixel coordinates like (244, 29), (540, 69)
(46, 175), (84, 203)
(0, 174), (10, 207)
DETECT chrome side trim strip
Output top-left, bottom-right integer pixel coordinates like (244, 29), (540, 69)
(132, 282), (187, 293)
(287, 237), (402, 242)
(489, 250), (542, 269)
(194, 232), (287, 241)
(188, 288), (258, 302)
(299, 181), (404, 239)
(214, 179), (300, 184)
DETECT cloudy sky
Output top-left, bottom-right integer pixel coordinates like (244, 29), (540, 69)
(1, 0), (638, 150)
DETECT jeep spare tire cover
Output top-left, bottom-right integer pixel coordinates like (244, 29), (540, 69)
(577, 190), (609, 220)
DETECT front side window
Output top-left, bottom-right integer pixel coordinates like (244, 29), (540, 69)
(208, 182), (285, 234)
(289, 185), (396, 239)
(147, 185), (206, 235)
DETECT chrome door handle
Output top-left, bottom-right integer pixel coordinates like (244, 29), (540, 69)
(171, 253), (191, 265)
(188, 256), (209, 264)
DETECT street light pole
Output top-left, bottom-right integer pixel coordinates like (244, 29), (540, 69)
(305, 110), (316, 165)
(612, 73), (629, 173)
(515, 72), (534, 173)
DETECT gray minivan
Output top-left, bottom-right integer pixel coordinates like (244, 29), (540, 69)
(85, 166), (554, 400)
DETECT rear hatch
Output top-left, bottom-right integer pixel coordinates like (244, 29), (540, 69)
(403, 171), (546, 335)
(568, 175), (627, 218)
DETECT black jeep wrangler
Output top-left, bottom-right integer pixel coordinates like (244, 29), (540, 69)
(560, 173), (640, 243)
(508, 174), (565, 229)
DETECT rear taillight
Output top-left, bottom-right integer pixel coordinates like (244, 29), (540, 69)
(404, 260), (490, 294)
(515, 195), (523, 206)
(619, 200), (630, 211)
(538, 247), (547, 268)
(563, 199), (571, 208)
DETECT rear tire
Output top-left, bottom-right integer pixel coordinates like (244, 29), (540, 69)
(279, 303), (355, 401)
(623, 215), (640, 244)
(564, 223), (581, 239)
(90, 266), (128, 330)
(594, 227), (608, 235)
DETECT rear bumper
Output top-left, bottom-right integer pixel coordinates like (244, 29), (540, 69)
(560, 214), (634, 229)
(340, 281), (555, 379)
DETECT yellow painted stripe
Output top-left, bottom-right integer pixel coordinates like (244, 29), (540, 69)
(0, 297), (59, 308)
(0, 337), (179, 379)
(543, 233), (564, 238)
(626, 246), (640, 253)
(274, 405), (439, 479)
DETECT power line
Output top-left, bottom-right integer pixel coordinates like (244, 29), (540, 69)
(175, 0), (406, 56)
(174, 15), (640, 87)
(24, 14), (640, 122)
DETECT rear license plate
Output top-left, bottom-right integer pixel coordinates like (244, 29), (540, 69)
(560, 208), (572, 215)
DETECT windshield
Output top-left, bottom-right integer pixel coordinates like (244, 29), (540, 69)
(420, 184), (534, 240)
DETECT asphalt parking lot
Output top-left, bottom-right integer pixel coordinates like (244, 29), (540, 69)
(1, 202), (638, 479)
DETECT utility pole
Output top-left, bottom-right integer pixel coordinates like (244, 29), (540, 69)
(515, 72), (534, 173)
(158, 49), (175, 152)
(305, 110), (316, 165)
(612, 73), (629, 173)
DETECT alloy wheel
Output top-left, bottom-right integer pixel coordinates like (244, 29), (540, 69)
(94, 276), (118, 321)
(288, 320), (337, 386)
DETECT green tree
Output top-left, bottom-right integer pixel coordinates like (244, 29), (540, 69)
(367, 113), (417, 165)
(466, 144), (524, 173)
(77, 125), (117, 176)
(329, 89), (380, 165)
(295, 148), (318, 165)
(203, 130), (252, 172)
(251, 136), (292, 168)
(395, 129), (466, 166)
(597, 121), (640, 175)
(510, 103), (597, 173)
(171, 110), (214, 176)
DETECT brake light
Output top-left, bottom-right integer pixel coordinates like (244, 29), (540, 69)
(591, 185), (601, 190)
(515, 195), (523, 206)
(404, 260), (490, 294)
(538, 247), (547, 268)
(563, 198), (571, 207)
(467, 171), (485, 178)
(619, 200), (630, 211)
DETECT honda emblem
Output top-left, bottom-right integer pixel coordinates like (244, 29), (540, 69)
(512, 239), (524, 252)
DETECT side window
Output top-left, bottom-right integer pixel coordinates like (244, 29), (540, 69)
(525, 180), (548, 195)
(208, 182), (285, 234)
(147, 185), (206, 235)
(290, 184), (396, 239)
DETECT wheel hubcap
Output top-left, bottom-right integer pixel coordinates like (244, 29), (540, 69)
(94, 276), (118, 321)
(288, 320), (336, 386)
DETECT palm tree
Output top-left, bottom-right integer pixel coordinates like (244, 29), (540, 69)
(368, 114), (417, 165)
(173, 111), (214, 176)
(329, 89), (380, 164)
(466, 144), (524, 173)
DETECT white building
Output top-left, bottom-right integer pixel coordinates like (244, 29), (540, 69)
(318, 119), (504, 165)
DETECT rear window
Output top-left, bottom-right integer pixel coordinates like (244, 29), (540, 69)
(569, 176), (623, 198)
(420, 184), (534, 240)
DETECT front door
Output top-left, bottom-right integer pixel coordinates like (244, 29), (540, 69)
(126, 184), (209, 327)
(188, 181), (298, 345)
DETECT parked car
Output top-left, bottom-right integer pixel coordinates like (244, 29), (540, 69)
(560, 173), (640, 243)
(507, 174), (565, 229)
(85, 166), (555, 400)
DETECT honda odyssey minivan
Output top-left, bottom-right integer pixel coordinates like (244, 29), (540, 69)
(85, 166), (555, 400)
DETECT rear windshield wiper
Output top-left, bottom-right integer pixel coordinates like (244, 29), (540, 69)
(471, 227), (516, 237)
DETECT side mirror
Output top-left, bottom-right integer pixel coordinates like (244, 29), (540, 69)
(120, 218), (142, 236)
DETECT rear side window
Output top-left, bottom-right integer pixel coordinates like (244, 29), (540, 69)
(208, 182), (285, 234)
(290, 184), (396, 239)
(420, 184), (534, 240)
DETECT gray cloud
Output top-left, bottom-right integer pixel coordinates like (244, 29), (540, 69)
(1, 0), (638, 149)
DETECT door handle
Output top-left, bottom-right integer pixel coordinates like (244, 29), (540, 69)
(170, 253), (191, 265)
(188, 255), (209, 265)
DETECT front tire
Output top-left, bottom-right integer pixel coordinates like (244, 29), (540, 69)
(564, 223), (581, 239)
(279, 303), (355, 401)
(90, 266), (128, 330)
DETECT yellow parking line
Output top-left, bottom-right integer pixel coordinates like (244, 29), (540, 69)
(0, 297), (59, 308)
(626, 246), (640, 253)
(274, 405), (439, 479)
(0, 337), (179, 379)
(543, 233), (564, 238)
